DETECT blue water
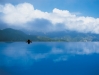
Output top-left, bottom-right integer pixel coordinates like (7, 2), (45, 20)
(0, 42), (99, 75)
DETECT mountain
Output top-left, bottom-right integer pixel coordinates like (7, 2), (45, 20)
(31, 30), (99, 41)
(0, 28), (38, 41)
(0, 28), (99, 42)
(46, 31), (99, 41)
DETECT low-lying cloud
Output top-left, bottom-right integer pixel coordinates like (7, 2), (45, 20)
(0, 3), (99, 33)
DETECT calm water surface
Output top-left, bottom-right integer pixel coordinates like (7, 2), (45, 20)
(0, 42), (99, 75)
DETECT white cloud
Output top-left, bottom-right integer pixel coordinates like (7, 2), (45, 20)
(0, 3), (34, 25)
(0, 3), (99, 33)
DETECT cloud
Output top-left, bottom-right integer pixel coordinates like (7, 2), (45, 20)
(0, 3), (34, 25)
(0, 3), (99, 33)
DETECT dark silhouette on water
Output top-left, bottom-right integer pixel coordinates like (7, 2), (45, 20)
(27, 39), (32, 44)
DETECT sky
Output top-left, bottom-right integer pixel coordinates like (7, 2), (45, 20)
(0, 0), (99, 33)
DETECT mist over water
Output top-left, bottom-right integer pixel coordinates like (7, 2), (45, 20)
(0, 42), (99, 75)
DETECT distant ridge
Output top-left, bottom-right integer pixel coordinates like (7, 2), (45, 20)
(0, 28), (99, 42)
(0, 28), (38, 41)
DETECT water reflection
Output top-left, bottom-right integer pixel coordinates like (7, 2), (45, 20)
(0, 42), (99, 64)
(0, 42), (99, 75)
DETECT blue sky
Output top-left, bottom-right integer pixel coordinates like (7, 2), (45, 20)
(0, 0), (99, 33)
(0, 0), (99, 17)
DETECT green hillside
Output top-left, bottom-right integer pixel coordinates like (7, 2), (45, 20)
(0, 28), (99, 42)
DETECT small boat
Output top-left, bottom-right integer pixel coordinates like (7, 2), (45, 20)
(27, 39), (32, 44)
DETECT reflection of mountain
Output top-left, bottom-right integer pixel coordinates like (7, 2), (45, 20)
(0, 28), (99, 41)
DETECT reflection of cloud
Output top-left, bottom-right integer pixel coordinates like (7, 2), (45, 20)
(53, 56), (67, 62)
(0, 42), (99, 66)
(0, 3), (99, 33)
(51, 48), (64, 54)
(66, 42), (99, 55)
